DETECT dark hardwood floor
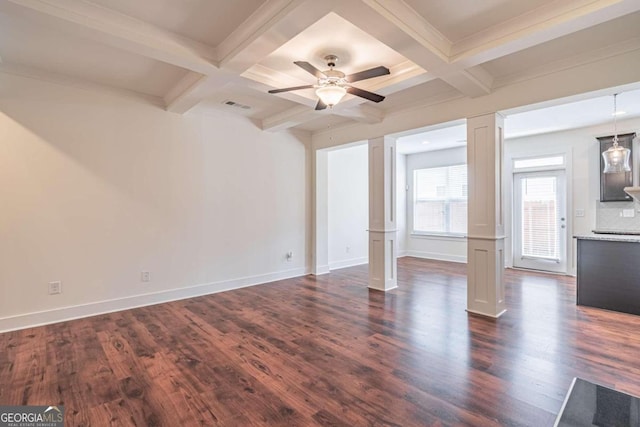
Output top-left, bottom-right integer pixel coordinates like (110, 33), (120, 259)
(2, 257), (640, 426)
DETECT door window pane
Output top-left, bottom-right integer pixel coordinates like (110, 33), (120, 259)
(520, 176), (559, 260)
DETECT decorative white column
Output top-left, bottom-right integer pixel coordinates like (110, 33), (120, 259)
(312, 149), (329, 275)
(466, 113), (506, 318)
(368, 137), (397, 291)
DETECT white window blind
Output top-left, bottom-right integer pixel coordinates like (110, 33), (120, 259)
(520, 176), (559, 260)
(413, 164), (467, 235)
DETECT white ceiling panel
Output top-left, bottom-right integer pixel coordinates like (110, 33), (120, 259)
(86, 0), (266, 46)
(248, 12), (412, 94)
(0, 12), (187, 97)
(404, 0), (554, 43)
(483, 11), (640, 79)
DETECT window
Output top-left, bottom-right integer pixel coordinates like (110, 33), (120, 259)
(413, 164), (467, 235)
(513, 155), (564, 170)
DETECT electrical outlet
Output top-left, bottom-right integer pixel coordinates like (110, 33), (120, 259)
(575, 209), (585, 217)
(623, 209), (635, 218)
(48, 281), (62, 295)
(141, 271), (151, 282)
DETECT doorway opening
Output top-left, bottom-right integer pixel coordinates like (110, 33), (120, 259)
(512, 156), (568, 274)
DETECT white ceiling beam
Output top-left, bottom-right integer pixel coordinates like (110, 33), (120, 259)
(450, 0), (640, 68)
(359, 0), (451, 60)
(164, 72), (208, 114)
(335, 104), (384, 124)
(218, 0), (338, 73)
(261, 104), (318, 132)
(163, 70), (249, 114)
(336, 1), (493, 98)
(0, 62), (164, 106)
(439, 66), (494, 98)
(1, 0), (218, 75)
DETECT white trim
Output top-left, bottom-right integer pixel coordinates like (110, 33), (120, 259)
(554, 378), (578, 427)
(312, 265), (331, 275)
(466, 235), (507, 241)
(406, 250), (467, 264)
(511, 162), (570, 275)
(368, 285), (398, 292)
(329, 257), (368, 270)
(466, 308), (507, 319)
(410, 232), (466, 240)
(512, 153), (565, 172)
(505, 145), (574, 275)
(0, 267), (309, 333)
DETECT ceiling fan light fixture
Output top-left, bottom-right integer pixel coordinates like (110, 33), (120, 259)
(315, 85), (346, 108)
(269, 56), (389, 110)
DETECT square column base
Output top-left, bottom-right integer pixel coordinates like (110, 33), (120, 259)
(368, 230), (397, 291)
(467, 237), (506, 317)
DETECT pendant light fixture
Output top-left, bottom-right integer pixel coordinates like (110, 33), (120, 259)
(602, 93), (631, 173)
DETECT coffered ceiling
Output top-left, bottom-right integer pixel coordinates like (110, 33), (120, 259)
(0, 0), (639, 138)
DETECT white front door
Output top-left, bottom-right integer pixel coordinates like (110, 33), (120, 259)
(513, 170), (567, 273)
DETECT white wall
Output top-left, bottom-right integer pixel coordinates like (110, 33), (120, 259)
(405, 146), (468, 263)
(327, 144), (408, 270)
(0, 74), (311, 331)
(328, 144), (369, 269)
(504, 116), (640, 275)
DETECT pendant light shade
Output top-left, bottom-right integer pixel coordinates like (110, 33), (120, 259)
(316, 85), (346, 108)
(602, 94), (631, 174)
(602, 140), (631, 173)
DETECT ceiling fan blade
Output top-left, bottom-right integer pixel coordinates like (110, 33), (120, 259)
(315, 99), (327, 110)
(294, 61), (326, 79)
(347, 87), (385, 103)
(345, 66), (390, 83)
(268, 85), (315, 94)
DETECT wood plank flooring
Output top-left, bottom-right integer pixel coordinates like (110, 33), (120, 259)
(2, 257), (640, 426)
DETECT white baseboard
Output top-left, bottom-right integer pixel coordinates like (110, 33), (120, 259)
(405, 250), (467, 264)
(312, 264), (330, 275)
(398, 249), (408, 258)
(329, 257), (368, 270)
(0, 267), (309, 333)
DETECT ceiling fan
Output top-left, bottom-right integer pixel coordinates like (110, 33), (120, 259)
(268, 55), (390, 110)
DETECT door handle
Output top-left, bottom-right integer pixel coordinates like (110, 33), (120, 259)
(561, 225), (566, 229)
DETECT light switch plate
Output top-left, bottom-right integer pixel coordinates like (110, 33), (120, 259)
(575, 209), (585, 217)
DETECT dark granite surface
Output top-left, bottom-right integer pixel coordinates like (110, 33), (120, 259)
(555, 378), (640, 426)
(593, 229), (640, 235)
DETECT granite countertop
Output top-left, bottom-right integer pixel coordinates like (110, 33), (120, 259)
(574, 233), (640, 242)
